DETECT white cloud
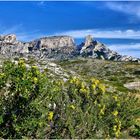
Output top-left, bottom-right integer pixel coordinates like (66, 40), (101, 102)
(55, 29), (140, 39)
(108, 43), (140, 58)
(106, 2), (140, 19)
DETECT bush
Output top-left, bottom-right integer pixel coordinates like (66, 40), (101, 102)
(0, 59), (139, 139)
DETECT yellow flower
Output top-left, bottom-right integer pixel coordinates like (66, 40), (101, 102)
(94, 100), (97, 105)
(115, 130), (120, 138)
(115, 118), (119, 123)
(80, 88), (85, 93)
(91, 84), (96, 90)
(99, 84), (106, 93)
(100, 105), (106, 115)
(32, 66), (38, 69)
(113, 125), (117, 131)
(113, 95), (118, 101)
(117, 103), (121, 107)
(48, 111), (54, 121)
(94, 79), (100, 86)
(70, 105), (75, 110)
(33, 77), (38, 84)
(0, 73), (5, 77)
(81, 82), (85, 89)
(18, 59), (25, 65)
(112, 110), (118, 116)
(75, 79), (80, 86)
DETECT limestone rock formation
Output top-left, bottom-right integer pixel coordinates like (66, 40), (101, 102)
(34, 36), (75, 49)
(0, 34), (16, 44)
(80, 35), (140, 62)
(0, 34), (139, 62)
(0, 34), (77, 59)
(0, 34), (30, 55)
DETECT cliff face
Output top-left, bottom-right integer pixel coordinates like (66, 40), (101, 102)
(0, 34), (139, 62)
(0, 34), (76, 58)
(0, 34), (29, 55)
(35, 36), (75, 49)
(80, 35), (139, 62)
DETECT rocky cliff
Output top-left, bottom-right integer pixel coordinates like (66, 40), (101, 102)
(0, 34), (77, 59)
(0, 34), (139, 62)
(80, 35), (139, 62)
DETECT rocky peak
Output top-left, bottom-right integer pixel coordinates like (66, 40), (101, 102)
(80, 35), (140, 62)
(84, 35), (93, 47)
(34, 36), (75, 50)
(0, 34), (139, 62)
(0, 34), (16, 44)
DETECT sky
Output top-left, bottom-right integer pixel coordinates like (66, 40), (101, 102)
(0, 1), (140, 58)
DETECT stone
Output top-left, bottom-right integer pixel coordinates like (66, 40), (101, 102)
(34, 36), (75, 49)
(0, 34), (16, 44)
(80, 35), (140, 62)
(84, 35), (93, 47)
(0, 34), (139, 62)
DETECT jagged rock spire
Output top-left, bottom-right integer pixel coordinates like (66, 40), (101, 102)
(84, 35), (93, 47)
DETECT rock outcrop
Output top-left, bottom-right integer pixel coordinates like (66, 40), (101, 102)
(0, 34), (30, 55)
(0, 34), (77, 59)
(0, 34), (139, 62)
(34, 36), (75, 49)
(0, 34), (16, 44)
(80, 35), (140, 62)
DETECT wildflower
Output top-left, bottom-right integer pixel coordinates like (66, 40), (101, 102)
(81, 82), (85, 89)
(18, 59), (25, 65)
(117, 103), (121, 107)
(33, 77), (38, 84)
(115, 130), (120, 138)
(48, 111), (54, 121)
(0, 73), (5, 78)
(99, 84), (106, 93)
(100, 105), (106, 115)
(75, 79), (80, 86)
(32, 66), (38, 69)
(113, 125), (117, 131)
(115, 118), (119, 123)
(79, 88), (86, 93)
(70, 105), (75, 110)
(91, 84), (96, 90)
(113, 95), (118, 101)
(18, 59), (25, 67)
(94, 79), (100, 86)
(69, 77), (77, 84)
(94, 100), (97, 105)
(112, 110), (118, 116)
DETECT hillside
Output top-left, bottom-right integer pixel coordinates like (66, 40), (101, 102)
(0, 34), (140, 139)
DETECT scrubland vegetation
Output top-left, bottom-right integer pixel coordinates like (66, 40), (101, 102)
(0, 58), (140, 139)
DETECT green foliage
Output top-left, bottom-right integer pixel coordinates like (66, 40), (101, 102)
(130, 124), (140, 138)
(0, 59), (139, 139)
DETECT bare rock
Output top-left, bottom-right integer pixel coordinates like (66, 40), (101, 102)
(80, 35), (140, 62)
(0, 34), (16, 44)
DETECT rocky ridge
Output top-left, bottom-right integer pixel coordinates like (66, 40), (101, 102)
(0, 34), (139, 62)
(80, 35), (139, 62)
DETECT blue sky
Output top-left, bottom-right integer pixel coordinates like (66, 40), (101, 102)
(0, 1), (140, 58)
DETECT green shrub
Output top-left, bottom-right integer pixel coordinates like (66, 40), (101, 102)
(0, 59), (139, 139)
(130, 124), (140, 138)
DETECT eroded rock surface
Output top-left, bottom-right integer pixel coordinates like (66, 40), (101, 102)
(80, 35), (140, 62)
(0, 34), (139, 62)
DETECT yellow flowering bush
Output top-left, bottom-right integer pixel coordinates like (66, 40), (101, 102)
(48, 111), (54, 121)
(0, 60), (139, 139)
